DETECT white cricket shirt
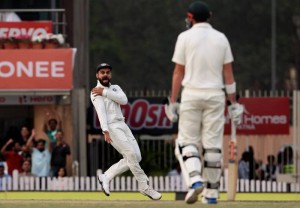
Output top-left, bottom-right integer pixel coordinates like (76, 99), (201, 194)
(172, 22), (234, 89)
(91, 81), (127, 132)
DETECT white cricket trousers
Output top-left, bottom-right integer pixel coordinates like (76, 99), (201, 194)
(178, 87), (225, 198)
(178, 88), (225, 147)
(104, 121), (149, 190)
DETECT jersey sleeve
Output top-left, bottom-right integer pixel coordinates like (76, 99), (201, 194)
(102, 85), (128, 105)
(223, 35), (234, 64)
(172, 34), (186, 65)
(90, 92), (109, 132)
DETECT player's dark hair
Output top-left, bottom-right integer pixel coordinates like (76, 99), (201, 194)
(188, 1), (210, 22)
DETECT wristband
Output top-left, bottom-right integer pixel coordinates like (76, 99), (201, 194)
(225, 82), (236, 94)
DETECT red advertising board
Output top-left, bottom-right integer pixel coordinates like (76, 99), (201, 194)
(93, 98), (175, 135)
(0, 21), (52, 38)
(0, 49), (76, 90)
(91, 97), (290, 135)
(224, 97), (290, 135)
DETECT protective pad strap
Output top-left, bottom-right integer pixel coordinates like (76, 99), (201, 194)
(183, 153), (200, 161)
(207, 182), (220, 189)
(204, 160), (222, 169)
(178, 144), (183, 154)
(189, 170), (201, 178)
(179, 144), (198, 154)
(203, 148), (222, 154)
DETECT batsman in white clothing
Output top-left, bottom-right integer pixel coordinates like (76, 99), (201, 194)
(90, 63), (161, 200)
(165, 1), (243, 205)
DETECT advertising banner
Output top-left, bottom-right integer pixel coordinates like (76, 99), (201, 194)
(0, 21), (52, 38)
(93, 97), (177, 135)
(0, 95), (55, 105)
(92, 97), (290, 135)
(0, 49), (75, 90)
(224, 97), (290, 135)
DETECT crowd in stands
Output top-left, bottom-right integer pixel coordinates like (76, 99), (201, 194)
(165, 144), (294, 188)
(0, 116), (296, 190)
(0, 113), (71, 190)
(238, 145), (294, 181)
(166, 144), (294, 183)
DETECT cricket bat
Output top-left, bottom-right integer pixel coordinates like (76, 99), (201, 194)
(227, 118), (238, 201)
(174, 139), (190, 187)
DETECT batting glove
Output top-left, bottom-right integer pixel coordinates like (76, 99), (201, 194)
(164, 97), (180, 123)
(228, 103), (244, 125)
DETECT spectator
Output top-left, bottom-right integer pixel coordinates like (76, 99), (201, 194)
(0, 162), (10, 190)
(19, 143), (32, 162)
(18, 126), (31, 145)
(0, 138), (23, 175)
(248, 146), (259, 180)
(282, 146), (293, 174)
(238, 151), (250, 179)
(50, 130), (71, 177)
(0, 158), (8, 174)
(26, 136), (51, 177)
(255, 159), (265, 180)
(19, 160), (36, 177)
(43, 112), (62, 149)
(277, 151), (283, 173)
(53, 167), (67, 190)
(262, 154), (278, 181)
(57, 167), (67, 177)
(19, 129), (35, 162)
(168, 161), (182, 177)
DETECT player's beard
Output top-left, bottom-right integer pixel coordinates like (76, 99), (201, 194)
(99, 77), (111, 87)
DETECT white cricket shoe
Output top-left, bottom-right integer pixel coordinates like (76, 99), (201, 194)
(140, 186), (162, 200)
(185, 182), (204, 204)
(98, 174), (110, 196)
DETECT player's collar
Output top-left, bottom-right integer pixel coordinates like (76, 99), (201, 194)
(192, 22), (212, 28)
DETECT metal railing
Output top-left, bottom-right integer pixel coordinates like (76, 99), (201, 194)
(0, 9), (67, 36)
(87, 134), (176, 177)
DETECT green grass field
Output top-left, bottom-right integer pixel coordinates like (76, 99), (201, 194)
(0, 192), (299, 208)
(1, 200), (300, 208)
